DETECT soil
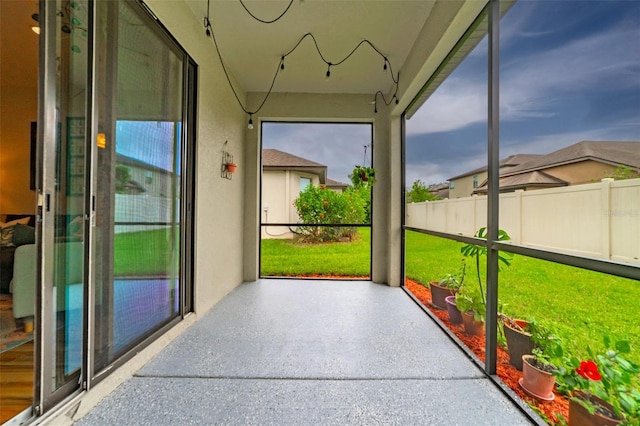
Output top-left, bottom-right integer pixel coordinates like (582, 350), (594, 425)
(405, 278), (569, 424)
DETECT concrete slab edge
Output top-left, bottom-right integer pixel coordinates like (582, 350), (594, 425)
(37, 314), (199, 426)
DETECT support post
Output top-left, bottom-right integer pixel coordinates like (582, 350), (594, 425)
(485, 0), (500, 375)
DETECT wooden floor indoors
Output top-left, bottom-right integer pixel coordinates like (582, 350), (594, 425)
(0, 341), (34, 424)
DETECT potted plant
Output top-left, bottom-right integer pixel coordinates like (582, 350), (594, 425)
(555, 336), (640, 425)
(500, 315), (535, 371)
(520, 321), (563, 401)
(226, 162), (237, 173)
(454, 227), (512, 336)
(444, 295), (463, 324)
(454, 283), (485, 336)
(429, 259), (465, 310)
(349, 165), (375, 187)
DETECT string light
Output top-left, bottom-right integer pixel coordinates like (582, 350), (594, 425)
(203, 2), (401, 129)
(239, 0), (295, 24)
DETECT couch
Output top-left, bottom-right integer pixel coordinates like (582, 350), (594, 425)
(10, 241), (84, 319)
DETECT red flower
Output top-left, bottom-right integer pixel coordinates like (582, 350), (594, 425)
(576, 360), (602, 381)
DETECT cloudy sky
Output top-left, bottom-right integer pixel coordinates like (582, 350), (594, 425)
(263, 1), (640, 186)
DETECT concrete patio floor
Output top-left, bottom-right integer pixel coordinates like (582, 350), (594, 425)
(74, 279), (533, 425)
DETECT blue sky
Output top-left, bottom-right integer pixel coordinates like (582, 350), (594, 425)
(116, 121), (179, 172)
(405, 0), (640, 185)
(264, 1), (639, 187)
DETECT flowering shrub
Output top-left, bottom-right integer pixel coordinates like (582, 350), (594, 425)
(555, 336), (640, 424)
(293, 184), (368, 242)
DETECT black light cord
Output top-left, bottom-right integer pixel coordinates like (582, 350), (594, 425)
(239, 0), (295, 24)
(204, 1), (400, 126)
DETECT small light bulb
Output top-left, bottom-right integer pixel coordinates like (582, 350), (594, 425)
(325, 64), (331, 81)
(248, 117), (254, 130)
(383, 60), (388, 73)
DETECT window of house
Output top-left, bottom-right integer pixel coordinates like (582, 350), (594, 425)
(473, 175), (478, 188)
(300, 177), (311, 193)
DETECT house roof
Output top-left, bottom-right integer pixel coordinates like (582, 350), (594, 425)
(262, 149), (327, 184)
(499, 141), (640, 177)
(448, 154), (543, 181)
(473, 141), (640, 193)
(262, 149), (325, 168)
(325, 178), (348, 189)
(473, 170), (568, 194)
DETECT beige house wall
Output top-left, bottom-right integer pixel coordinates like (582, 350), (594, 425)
(450, 171), (486, 198)
(543, 161), (621, 185)
(261, 169), (320, 239)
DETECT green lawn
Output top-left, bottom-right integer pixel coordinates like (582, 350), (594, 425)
(260, 228), (371, 277)
(114, 228), (178, 276)
(405, 230), (640, 365)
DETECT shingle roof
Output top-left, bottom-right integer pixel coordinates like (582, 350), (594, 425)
(325, 178), (348, 188)
(474, 170), (567, 194)
(501, 141), (640, 177)
(262, 149), (327, 184)
(262, 149), (326, 168)
(447, 154), (543, 180)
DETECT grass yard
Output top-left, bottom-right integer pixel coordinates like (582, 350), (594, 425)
(405, 230), (640, 365)
(114, 227), (178, 277)
(260, 227), (371, 277)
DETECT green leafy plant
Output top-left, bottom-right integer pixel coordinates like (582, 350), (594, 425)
(437, 258), (466, 290)
(454, 283), (486, 322)
(457, 227), (513, 322)
(293, 184), (367, 243)
(555, 336), (640, 424)
(349, 165), (375, 187)
(527, 319), (564, 368)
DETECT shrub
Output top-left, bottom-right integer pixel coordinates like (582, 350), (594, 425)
(293, 184), (368, 242)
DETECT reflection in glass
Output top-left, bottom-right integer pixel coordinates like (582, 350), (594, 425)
(94, 1), (182, 372)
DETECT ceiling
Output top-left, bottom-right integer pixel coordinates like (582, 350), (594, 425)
(184, 0), (437, 97)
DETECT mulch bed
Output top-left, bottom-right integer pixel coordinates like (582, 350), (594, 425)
(405, 278), (568, 424)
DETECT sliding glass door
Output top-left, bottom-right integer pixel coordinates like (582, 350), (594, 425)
(38, 0), (91, 410)
(92, 0), (184, 376)
(35, 0), (195, 417)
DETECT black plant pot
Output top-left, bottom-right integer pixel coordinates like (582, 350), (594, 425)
(429, 282), (455, 310)
(503, 319), (535, 371)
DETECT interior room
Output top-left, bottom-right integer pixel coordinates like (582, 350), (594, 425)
(0, 0), (39, 422)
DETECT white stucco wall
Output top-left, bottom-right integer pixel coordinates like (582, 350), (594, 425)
(147, 1), (247, 315)
(261, 169), (320, 239)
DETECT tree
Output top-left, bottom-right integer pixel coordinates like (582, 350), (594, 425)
(115, 164), (132, 194)
(603, 165), (640, 181)
(406, 179), (440, 203)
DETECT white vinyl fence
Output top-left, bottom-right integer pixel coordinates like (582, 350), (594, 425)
(406, 178), (640, 265)
(114, 194), (176, 234)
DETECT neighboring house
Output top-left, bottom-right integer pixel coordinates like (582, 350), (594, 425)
(116, 153), (175, 198)
(325, 177), (349, 193)
(261, 149), (332, 239)
(473, 141), (640, 194)
(429, 182), (450, 199)
(448, 154), (542, 198)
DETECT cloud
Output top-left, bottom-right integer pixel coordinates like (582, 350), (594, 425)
(262, 123), (372, 183)
(407, 9), (640, 136)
